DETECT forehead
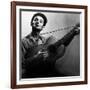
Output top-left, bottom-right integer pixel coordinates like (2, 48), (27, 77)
(33, 16), (44, 20)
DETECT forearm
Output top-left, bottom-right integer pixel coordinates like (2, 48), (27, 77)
(63, 30), (76, 46)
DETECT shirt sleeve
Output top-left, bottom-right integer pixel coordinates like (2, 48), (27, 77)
(21, 38), (34, 66)
(21, 37), (35, 77)
(21, 38), (34, 56)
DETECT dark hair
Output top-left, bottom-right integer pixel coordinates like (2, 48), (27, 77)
(31, 13), (47, 26)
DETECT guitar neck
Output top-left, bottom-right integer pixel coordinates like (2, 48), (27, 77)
(54, 28), (77, 48)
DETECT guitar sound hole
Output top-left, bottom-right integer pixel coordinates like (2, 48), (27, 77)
(48, 45), (57, 54)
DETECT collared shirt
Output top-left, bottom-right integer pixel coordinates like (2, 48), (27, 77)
(21, 34), (46, 56)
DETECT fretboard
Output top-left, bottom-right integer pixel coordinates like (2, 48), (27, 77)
(54, 28), (77, 48)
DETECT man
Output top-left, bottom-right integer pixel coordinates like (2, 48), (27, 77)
(21, 13), (79, 78)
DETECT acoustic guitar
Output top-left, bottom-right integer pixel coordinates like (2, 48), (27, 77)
(25, 23), (80, 62)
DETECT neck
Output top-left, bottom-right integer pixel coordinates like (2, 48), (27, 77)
(54, 29), (77, 48)
(31, 27), (41, 38)
(31, 31), (40, 38)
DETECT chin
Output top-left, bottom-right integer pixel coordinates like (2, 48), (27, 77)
(32, 26), (42, 32)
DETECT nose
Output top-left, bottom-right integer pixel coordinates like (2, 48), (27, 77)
(35, 21), (40, 26)
(36, 21), (39, 24)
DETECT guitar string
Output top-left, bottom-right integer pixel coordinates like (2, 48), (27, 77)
(38, 25), (75, 55)
(40, 25), (75, 35)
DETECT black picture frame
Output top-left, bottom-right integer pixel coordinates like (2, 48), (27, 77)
(11, 1), (88, 89)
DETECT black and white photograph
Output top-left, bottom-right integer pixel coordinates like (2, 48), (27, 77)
(11, 1), (87, 89)
(21, 10), (80, 79)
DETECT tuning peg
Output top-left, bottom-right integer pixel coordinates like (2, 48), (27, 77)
(76, 23), (80, 27)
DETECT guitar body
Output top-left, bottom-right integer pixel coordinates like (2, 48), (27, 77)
(25, 35), (66, 65)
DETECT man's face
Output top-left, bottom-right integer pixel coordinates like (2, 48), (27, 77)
(32, 16), (44, 30)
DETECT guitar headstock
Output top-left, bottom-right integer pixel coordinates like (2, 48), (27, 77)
(73, 23), (80, 35)
(75, 23), (80, 27)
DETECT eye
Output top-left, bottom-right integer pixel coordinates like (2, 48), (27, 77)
(34, 18), (38, 21)
(40, 20), (43, 23)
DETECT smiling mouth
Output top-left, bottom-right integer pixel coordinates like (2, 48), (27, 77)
(35, 23), (39, 27)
